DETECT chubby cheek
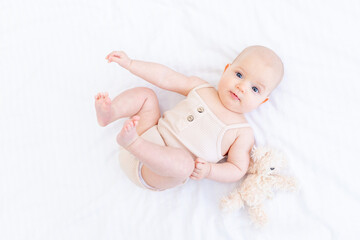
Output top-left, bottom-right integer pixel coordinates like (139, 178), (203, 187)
(242, 98), (263, 112)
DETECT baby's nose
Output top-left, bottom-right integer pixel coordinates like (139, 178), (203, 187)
(236, 83), (247, 93)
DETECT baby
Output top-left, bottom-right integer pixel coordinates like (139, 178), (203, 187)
(95, 46), (284, 191)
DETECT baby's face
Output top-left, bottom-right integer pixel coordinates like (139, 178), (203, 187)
(217, 46), (283, 113)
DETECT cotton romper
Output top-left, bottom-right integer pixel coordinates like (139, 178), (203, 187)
(119, 83), (251, 190)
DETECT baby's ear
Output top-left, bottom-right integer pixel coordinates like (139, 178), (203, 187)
(224, 64), (230, 73)
(261, 98), (269, 104)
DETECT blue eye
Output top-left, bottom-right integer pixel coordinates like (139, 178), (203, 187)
(252, 86), (259, 93)
(236, 72), (243, 78)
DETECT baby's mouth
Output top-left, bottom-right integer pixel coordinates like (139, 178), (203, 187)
(230, 91), (240, 101)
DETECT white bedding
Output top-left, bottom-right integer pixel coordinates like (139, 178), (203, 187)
(1, 0), (359, 239)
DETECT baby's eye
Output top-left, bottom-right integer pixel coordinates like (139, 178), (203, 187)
(252, 86), (259, 93)
(236, 72), (243, 78)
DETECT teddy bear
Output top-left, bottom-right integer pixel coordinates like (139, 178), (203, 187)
(220, 146), (297, 226)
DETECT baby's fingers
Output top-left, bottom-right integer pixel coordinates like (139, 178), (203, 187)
(195, 161), (205, 170)
(190, 172), (200, 180)
(105, 51), (116, 60)
(108, 56), (122, 64)
(105, 51), (122, 60)
(195, 157), (206, 164)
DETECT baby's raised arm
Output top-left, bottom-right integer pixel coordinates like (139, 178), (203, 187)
(106, 51), (206, 96)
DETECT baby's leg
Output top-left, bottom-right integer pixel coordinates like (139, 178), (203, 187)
(95, 87), (161, 135)
(95, 87), (193, 189)
(118, 117), (195, 190)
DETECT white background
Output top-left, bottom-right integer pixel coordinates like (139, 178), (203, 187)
(1, 0), (359, 239)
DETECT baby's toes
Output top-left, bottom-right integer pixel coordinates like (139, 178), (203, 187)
(101, 92), (108, 99)
(129, 120), (136, 128)
(122, 119), (131, 128)
(126, 121), (135, 130)
(132, 115), (140, 122)
(104, 97), (111, 105)
(124, 118), (138, 131)
(130, 118), (139, 128)
(95, 92), (107, 100)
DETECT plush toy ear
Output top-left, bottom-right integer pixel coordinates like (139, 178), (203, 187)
(247, 146), (257, 173)
(251, 146), (271, 161)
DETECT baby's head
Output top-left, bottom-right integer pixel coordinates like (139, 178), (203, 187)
(218, 45), (284, 113)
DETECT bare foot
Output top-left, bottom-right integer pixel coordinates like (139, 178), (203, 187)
(117, 116), (140, 148)
(94, 92), (112, 126)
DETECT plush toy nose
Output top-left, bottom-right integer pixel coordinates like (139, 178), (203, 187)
(270, 168), (275, 170)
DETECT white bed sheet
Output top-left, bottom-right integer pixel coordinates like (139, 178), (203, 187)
(1, 0), (359, 239)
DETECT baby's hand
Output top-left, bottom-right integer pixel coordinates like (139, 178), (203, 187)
(190, 158), (211, 180)
(105, 51), (132, 69)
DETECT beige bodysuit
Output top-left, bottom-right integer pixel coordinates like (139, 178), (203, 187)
(158, 83), (251, 163)
(119, 83), (251, 190)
